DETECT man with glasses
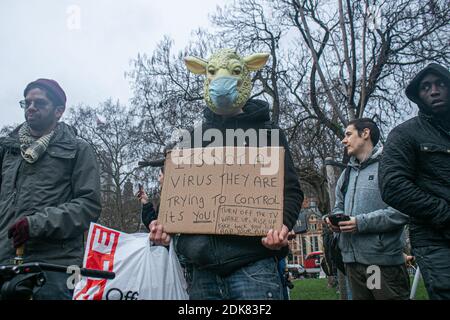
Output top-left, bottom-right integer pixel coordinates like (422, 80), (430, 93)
(0, 79), (101, 299)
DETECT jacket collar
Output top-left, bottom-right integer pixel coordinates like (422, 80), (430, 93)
(348, 146), (383, 169)
(419, 111), (450, 139)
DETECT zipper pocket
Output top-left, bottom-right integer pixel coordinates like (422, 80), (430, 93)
(420, 143), (450, 154)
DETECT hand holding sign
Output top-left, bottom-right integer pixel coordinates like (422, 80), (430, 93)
(261, 224), (289, 250)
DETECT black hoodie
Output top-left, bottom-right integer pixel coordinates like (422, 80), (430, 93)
(176, 99), (304, 276)
(406, 63), (450, 132)
(379, 64), (450, 247)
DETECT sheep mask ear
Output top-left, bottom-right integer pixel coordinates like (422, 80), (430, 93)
(184, 50), (270, 115)
(243, 53), (270, 71)
(184, 56), (208, 74)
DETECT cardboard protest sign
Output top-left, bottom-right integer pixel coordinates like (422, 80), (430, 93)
(157, 147), (284, 236)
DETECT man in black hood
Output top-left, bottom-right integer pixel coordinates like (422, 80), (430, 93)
(379, 63), (450, 300)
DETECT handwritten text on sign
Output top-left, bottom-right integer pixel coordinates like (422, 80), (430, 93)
(158, 147), (284, 236)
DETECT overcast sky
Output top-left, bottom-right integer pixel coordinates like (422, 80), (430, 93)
(0, 0), (231, 128)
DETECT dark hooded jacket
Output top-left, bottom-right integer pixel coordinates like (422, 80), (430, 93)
(379, 63), (450, 247)
(0, 122), (101, 265)
(175, 99), (303, 276)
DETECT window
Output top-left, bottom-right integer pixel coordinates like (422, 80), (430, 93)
(311, 236), (319, 252)
(291, 240), (297, 251)
(302, 237), (307, 256)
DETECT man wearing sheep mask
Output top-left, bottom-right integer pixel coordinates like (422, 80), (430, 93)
(150, 49), (303, 300)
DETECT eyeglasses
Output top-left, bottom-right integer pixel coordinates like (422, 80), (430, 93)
(19, 98), (52, 110)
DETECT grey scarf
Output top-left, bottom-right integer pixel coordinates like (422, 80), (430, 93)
(19, 123), (56, 164)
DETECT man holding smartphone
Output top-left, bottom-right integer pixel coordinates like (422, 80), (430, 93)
(324, 118), (410, 300)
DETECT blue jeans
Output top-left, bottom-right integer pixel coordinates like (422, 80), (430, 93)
(277, 259), (290, 300)
(413, 244), (450, 300)
(345, 275), (353, 300)
(189, 257), (283, 300)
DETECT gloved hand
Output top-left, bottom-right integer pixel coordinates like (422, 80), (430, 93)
(8, 217), (30, 248)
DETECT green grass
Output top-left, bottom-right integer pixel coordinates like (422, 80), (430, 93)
(289, 276), (429, 300)
(409, 276), (429, 300)
(289, 278), (339, 300)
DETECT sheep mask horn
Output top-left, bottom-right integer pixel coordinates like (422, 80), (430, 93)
(184, 49), (270, 116)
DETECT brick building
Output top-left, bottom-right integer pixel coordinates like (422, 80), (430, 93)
(287, 197), (324, 266)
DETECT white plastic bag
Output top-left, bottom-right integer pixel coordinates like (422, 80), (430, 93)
(73, 223), (189, 300)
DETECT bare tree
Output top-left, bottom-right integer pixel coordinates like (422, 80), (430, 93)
(211, 0), (288, 124)
(127, 0), (449, 214)
(127, 30), (224, 152)
(0, 124), (16, 137)
(67, 100), (152, 231)
(277, 0), (449, 137)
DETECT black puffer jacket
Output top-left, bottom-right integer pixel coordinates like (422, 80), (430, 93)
(176, 99), (303, 276)
(379, 64), (450, 247)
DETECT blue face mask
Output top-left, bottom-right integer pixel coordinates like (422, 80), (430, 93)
(208, 76), (239, 113)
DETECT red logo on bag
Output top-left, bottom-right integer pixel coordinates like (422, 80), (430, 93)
(73, 225), (120, 300)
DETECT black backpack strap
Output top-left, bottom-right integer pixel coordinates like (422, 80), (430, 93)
(339, 167), (351, 198)
(331, 233), (346, 275)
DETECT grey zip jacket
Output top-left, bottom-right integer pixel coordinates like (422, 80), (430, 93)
(333, 147), (409, 266)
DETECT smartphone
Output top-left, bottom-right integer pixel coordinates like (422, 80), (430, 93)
(137, 184), (144, 198)
(328, 214), (351, 226)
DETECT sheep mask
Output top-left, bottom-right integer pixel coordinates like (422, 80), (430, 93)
(184, 49), (270, 116)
